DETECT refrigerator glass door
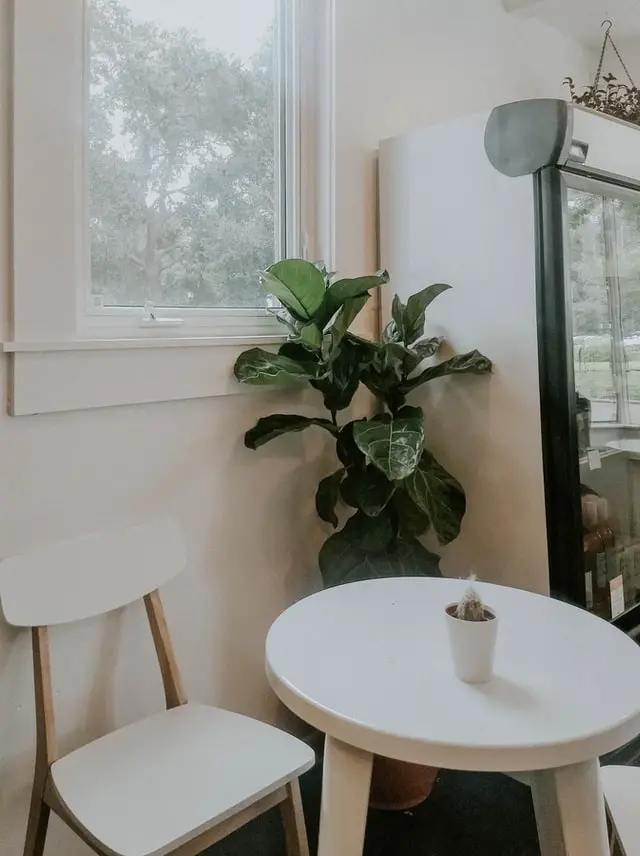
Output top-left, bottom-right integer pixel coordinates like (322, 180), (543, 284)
(565, 175), (640, 619)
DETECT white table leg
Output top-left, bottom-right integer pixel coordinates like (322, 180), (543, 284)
(530, 770), (565, 856)
(554, 760), (609, 856)
(317, 736), (374, 856)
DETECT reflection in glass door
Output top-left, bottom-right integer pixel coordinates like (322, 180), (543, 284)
(566, 178), (640, 621)
(567, 188), (616, 422)
(617, 199), (640, 418)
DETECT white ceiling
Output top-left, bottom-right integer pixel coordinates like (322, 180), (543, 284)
(505, 0), (640, 48)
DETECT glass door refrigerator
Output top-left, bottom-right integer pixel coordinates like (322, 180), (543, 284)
(545, 172), (640, 629)
(379, 98), (640, 635)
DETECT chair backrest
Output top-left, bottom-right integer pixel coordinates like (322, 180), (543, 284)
(0, 518), (186, 627)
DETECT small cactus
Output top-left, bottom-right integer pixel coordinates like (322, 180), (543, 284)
(455, 575), (487, 621)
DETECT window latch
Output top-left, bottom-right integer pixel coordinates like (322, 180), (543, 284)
(139, 302), (183, 328)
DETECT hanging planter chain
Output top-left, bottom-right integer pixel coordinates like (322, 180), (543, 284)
(593, 20), (636, 91)
(565, 20), (640, 128)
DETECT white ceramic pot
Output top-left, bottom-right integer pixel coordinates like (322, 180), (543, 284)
(444, 603), (498, 683)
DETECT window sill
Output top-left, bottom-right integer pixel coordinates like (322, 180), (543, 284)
(2, 334), (284, 353)
(3, 335), (286, 416)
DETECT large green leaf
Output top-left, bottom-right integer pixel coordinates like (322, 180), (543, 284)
(311, 376), (359, 414)
(404, 450), (466, 545)
(353, 406), (424, 480)
(321, 271), (389, 324)
(400, 349), (492, 393)
(268, 307), (302, 337)
(278, 341), (314, 361)
(261, 259), (326, 321)
(341, 465), (395, 517)
(319, 511), (440, 588)
(391, 295), (405, 335)
(401, 350), (425, 377)
(402, 283), (451, 344)
(381, 343), (407, 379)
(244, 414), (338, 449)
(358, 342), (408, 411)
(260, 271), (308, 320)
(234, 348), (318, 386)
(328, 296), (369, 357)
(360, 369), (407, 413)
(384, 284), (450, 346)
(312, 340), (362, 412)
(343, 331), (380, 359)
(392, 487), (431, 537)
(315, 468), (345, 527)
(336, 421), (366, 469)
(299, 322), (322, 351)
(319, 511), (393, 585)
(398, 338), (443, 376)
(339, 467), (360, 509)
(328, 272), (389, 302)
(381, 318), (401, 343)
(409, 336), (443, 362)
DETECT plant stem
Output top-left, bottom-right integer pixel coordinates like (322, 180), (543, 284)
(388, 499), (400, 542)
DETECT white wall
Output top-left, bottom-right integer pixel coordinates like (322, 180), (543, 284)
(333, 0), (591, 274)
(379, 115), (548, 593)
(0, 1), (590, 853)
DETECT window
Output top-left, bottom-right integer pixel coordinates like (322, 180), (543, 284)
(12, 0), (316, 344)
(88, 0), (286, 315)
(7, 0), (326, 414)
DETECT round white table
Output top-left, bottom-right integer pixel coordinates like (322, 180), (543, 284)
(266, 577), (640, 856)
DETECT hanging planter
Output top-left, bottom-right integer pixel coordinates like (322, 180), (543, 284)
(565, 20), (640, 128)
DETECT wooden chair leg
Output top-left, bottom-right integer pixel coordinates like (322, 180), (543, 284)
(281, 779), (310, 856)
(23, 778), (50, 856)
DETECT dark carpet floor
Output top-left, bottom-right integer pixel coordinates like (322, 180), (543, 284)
(205, 738), (640, 856)
(205, 766), (541, 856)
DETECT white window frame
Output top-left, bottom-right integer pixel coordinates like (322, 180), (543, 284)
(6, 0), (332, 414)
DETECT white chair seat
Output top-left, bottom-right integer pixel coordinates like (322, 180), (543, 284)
(602, 764), (640, 854)
(50, 703), (315, 856)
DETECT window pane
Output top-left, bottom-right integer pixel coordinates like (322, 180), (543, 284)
(88, 0), (278, 308)
(615, 197), (640, 418)
(567, 189), (617, 423)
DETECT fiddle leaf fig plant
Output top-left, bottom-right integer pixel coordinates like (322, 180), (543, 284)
(234, 259), (492, 588)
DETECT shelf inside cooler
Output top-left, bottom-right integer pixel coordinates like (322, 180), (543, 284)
(578, 441), (640, 468)
(578, 447), (621, 467)
(606, 440), (640, 459)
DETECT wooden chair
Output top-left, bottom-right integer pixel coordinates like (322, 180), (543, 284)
(0, 518), (314, 856)
(602, 765), (639, 855)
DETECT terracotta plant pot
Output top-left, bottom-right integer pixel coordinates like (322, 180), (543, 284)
(369, 756), (439, 811)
